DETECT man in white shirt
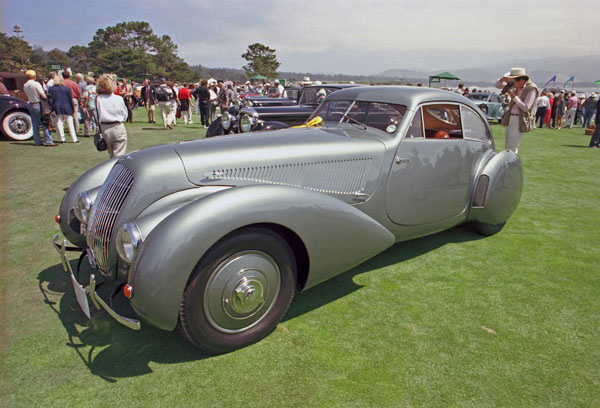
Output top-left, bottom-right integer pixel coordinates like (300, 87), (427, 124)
(23, 70), (56, 146)
(535, 91), (550, 128)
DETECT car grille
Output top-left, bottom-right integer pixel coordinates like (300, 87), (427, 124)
(87, 164), (134, 274)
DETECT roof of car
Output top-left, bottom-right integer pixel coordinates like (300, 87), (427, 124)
(325, 85), (475, 108)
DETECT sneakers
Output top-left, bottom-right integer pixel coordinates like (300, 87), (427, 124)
(43, 143), (58, 147)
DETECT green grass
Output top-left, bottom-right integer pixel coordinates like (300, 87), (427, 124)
(1, 110), (599, 407)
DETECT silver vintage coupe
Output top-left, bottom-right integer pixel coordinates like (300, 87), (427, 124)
(53, 86), (523, 353)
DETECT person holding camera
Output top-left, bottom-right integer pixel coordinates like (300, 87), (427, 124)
(496, 67), (539, 154)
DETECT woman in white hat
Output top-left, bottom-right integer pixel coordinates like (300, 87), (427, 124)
(496, 67), (539, 154)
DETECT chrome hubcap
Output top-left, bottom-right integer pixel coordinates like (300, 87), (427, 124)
(204, 251), (281, 333)
(10, 116), (30, 134)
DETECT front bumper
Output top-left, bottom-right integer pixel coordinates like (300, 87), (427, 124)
(52, 233), (141, 330)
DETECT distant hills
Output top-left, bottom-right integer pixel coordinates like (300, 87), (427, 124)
(195, 54), (598, 89)
(376, 55), (600, 87)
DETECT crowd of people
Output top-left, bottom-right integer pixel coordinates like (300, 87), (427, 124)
(15, 67), (600, 157)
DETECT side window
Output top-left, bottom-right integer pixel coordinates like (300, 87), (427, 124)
(491, 95), (500, 103)
(405, 108), (424, 139)
(460, 106), (488, 142)
(422, 104), (462, 139)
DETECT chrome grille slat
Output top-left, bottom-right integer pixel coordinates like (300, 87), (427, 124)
(86, 165), (134, 274)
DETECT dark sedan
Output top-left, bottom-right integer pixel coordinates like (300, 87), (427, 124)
(207, 84), (358, 136)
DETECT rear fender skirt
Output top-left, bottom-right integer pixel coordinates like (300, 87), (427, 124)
(468, 150), (523, 225)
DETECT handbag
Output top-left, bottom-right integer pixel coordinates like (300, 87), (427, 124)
(94, 99), (108, 152)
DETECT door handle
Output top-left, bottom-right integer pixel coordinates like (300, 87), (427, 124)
(395, 156), (411, 164)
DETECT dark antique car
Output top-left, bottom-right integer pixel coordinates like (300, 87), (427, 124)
(467, 92), (505, 122)
(53, 86), (523, 354)
(0, 94), (32, 141)
(207, 84), (358, 137)
(244, 86), (302, 107)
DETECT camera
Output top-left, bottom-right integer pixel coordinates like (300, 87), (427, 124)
(501, 80), (514, 95)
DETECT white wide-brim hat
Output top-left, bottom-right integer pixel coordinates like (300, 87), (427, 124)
(504, 67), (529, 78)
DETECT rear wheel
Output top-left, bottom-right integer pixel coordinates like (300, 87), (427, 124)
(473, 221), (506, 236)
(179, 228), (296, 354)
(2, 110), (33, 141)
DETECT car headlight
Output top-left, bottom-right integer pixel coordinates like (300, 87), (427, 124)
(116, 222), (143, 264)
(240, 115), (253, 132)
(221, 112), (232, 130)
(74, 191), (93, 224)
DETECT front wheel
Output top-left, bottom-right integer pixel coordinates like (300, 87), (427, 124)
(473, 221), (506, 236)
(179, 228), (296, 354)
(2, 110), (33, 141)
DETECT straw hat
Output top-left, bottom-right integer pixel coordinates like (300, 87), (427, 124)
(503, 67), (529, 79)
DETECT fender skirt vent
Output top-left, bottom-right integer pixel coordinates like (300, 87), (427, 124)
(472, 174), (489, 208)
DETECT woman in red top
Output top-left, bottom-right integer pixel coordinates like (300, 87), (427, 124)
(544, 94), (554, 128)
(178, 84), (193, 125)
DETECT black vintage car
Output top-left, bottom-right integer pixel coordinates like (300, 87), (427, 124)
(207, 84), (358, 137)
(244, 86), (302, 107)
(0, 94), (32, 141)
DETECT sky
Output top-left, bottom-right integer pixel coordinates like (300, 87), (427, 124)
(1, 0), (596, 75)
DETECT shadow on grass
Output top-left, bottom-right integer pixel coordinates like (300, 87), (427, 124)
(562, 144), (593, 148)
(38, 261), (208, 382)
(285, 224), (483, 321)
(38, 224), (482, 381)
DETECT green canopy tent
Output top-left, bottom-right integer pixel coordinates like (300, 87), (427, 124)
(428, 72), (460, 87)
(594, 79), (600, 85)
(249, 74), (267, 82)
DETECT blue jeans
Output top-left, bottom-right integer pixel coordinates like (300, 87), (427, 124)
(28, 103), (53, 145)
(582, 109), (595, 128)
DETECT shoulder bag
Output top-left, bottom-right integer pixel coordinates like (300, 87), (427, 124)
(94, 98), (107, 152)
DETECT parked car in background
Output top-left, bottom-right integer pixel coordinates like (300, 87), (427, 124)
(207, 84), (358, 136)
(467, 92), (505, 122)
(0, 94), (32, 141)
(244, 86), (302, 107)
(54, 86), (523, 354)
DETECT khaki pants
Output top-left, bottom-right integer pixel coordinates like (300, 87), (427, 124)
(103, 122), (127, 158)
(158, 101), (171, 128)
(72, 98), (80, 134)
(146, 102), (155, 123)
(56, 114), (78, 143)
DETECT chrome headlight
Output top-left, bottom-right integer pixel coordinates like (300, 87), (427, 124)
(74, 191), (93, 224)
(240, 115), (253, 132)
(221, 112), (232, 130)
(116, 222), (143, 264)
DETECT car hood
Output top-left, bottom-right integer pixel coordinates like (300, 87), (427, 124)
(174, 127), (386, 200)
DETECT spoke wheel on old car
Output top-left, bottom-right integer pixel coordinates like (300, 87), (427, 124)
(473, 221), (506, 236)
(2, 110), (33, 141)
(179, 228), (296, 354)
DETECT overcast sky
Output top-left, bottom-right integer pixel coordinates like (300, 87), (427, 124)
(1, 0), (596, 75)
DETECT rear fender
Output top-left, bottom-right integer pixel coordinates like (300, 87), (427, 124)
(469, 150), (523, 225)
(129, 184), (395, 330)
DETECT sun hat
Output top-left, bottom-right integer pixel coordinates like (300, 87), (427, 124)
(503, 67), (528, 78)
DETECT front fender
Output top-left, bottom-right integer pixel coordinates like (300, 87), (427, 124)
(58, 158), (118, 247)
(469, 150), (523, 225)
(129, 184), (395, 330)
(257, 120), (290, 131)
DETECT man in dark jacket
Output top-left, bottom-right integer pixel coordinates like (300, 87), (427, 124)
(140, 79), (157, 123)
(192, 79), (210, 128)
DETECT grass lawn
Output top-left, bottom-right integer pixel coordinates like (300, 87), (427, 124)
(1, 109), (599, 407)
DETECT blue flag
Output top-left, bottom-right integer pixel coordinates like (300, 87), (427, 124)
(563, 76), (574, 88)
(542, 75), (556, 88)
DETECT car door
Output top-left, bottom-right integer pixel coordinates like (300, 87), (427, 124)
(385, 103), (478, 226)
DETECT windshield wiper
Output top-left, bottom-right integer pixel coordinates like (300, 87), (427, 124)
(342, 114), (367, 130)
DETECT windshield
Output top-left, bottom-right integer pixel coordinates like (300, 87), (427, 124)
(299, 87), (340, 105)
(310, 100), (407, 134)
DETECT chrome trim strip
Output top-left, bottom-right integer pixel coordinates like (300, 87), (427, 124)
(52, 233), (141, 331)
